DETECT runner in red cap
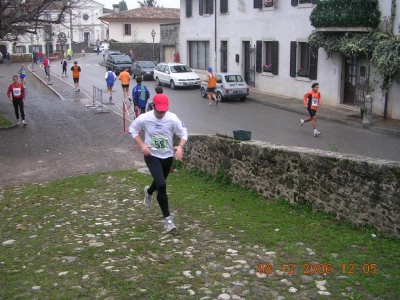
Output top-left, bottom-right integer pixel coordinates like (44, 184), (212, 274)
(128, 94), (188, 232)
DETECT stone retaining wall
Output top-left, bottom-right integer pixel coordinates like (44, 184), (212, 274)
(183, 134), (400, 236)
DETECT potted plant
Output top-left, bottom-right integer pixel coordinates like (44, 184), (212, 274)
(263, 64), (273, 72)
(297, 68), (309, 77)
(265, 0), (273, 7)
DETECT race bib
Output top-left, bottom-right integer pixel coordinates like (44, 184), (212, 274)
(312, 98), (318, 107)
(13, 87), (21, 97)
(149, 134), (170, 153)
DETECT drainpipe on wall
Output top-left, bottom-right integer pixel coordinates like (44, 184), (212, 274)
(214, 0), (217, 71)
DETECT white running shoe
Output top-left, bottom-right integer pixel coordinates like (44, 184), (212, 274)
(314, 130), (321, 137)
(301, 119), (304, 126)
(22, 120), (27, 127)
(143, 185), (153, 207)
(208, 103), (213, 106)
(164, 216), (177, 232)
(17, 119), (20, 125)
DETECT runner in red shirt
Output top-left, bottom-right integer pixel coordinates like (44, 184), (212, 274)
(43, 55), (50, 78)
(7, 75), (27, 126)
(301, 83), (322, 136)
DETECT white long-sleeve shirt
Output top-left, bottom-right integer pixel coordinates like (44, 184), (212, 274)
(128, 110), (188, 159)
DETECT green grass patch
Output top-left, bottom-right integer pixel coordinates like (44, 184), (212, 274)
(0, 115), (13, 128)
(0, 168), (398, 299)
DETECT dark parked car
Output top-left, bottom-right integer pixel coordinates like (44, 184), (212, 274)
(105, 54), (132, 75)
(131, 61), (156, 80)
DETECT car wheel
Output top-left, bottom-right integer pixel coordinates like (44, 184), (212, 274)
(239, 97), (246, 101)
(200, 87), (207, 98)
(156, 77), (162, 86)
(217, 92), (224, 102)
(170, 80), (175, 90)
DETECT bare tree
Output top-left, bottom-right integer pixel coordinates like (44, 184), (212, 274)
(137, 0), (159, 7)
(0, 0), (85, 41)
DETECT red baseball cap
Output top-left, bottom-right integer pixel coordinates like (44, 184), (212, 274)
(153, 94), (169, 111)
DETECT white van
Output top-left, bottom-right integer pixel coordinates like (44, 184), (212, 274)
(93, 43), (109, 52)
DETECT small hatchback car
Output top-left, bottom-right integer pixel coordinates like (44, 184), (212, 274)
(201, 73), (249, 102)
(132, 61), (156, 80)
(153, 63), (201, 90)
(105, 54), (132, 75)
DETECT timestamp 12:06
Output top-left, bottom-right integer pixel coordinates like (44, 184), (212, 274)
(257, 263), (377, 275)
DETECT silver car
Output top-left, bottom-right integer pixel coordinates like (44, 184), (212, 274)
(201, 73), (249, 102)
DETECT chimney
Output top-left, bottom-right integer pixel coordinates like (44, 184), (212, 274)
(112, 4), (120, 14)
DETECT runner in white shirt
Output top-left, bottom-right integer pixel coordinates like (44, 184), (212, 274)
(129, 94), (188, 232)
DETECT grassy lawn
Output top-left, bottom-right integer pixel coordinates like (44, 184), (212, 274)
(0, 167), (398, 299)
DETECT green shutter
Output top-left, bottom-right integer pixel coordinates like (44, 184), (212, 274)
(254, 0), (263, 9)
(272, 41), (279, 75)
(309, 47), (318, 80)
(221, 0), (228, 13)
(186, 0), (192, 17)
(291, 0), (298, 7)
(199, 0), (203, 15)
(290, 41), (297, 77)
(256, 40), (262, 73)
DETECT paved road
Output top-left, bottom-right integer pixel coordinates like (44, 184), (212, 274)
(53, 53), (400, 162)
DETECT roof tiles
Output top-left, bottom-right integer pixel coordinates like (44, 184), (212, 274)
(99, 6), (180, 21)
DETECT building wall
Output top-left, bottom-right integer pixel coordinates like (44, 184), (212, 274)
(108, 21), (176, 44)
(179, 0), (400, 120)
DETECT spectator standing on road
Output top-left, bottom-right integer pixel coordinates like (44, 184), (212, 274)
(5, 52), (10, 66)
(67, 48), (72, 60)
(38, 51), (43, 63)
(105, 66), (117, 101)
(118, 67), (131, 101)
(33, 51), (38, 64)
(132, 76), (150, 114)
(147, 86), (163, 111)
(301, 82), (322, 137)
(82, 49), (86, 59)
(18, 64), (27, 88)
(71, 61), (81, 92)
(97, 46), (100, 55)
(205, 66), (218, 106)
(61, 57), (68, 77)
(128, 94), (188, 233)
(43, 55), (50, 78)
(102, 49), (106, 60)
(129, 50), (135, 62)
(7, 75), (27, 126)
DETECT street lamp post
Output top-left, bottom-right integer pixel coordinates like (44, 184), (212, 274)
(30, 35), (35, 72)
(151, 29), (156, 63)
(45, 32), (53, 85)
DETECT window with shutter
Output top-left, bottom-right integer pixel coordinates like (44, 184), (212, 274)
(200, 0), (213, 15)
(256, 40), (262, 73)
(188, 41), (210, 70)
(186, 0), (192, 18)
(124, 24), (131, 35)
(220, 0), (228, 14)
(290, 42), (318, 79)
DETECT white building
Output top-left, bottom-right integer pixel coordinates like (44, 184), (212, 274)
(179, 0), (400, 120)
(6, 0), (111, 56)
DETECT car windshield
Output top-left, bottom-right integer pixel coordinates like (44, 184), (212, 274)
(114, 56), (132, 64)
(170, 65), (192, 73)
(224, 75), (245, 83)
(139, 62), (156, 68)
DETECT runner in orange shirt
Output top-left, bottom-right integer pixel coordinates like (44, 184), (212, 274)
(301, 83), (322, 136)
(118, 68), (131, 101)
